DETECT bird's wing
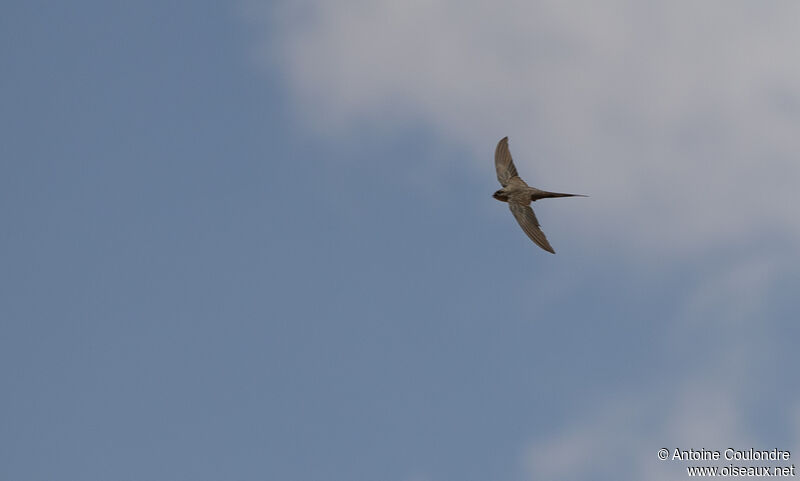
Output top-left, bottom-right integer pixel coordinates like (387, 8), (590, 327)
(509, 202), (555, 254)
(494, 136), (519, 187)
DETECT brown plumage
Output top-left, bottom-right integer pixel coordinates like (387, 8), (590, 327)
(492, 137), (585, 254)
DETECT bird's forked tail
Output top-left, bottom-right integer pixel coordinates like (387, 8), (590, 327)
(535, 191), (588, 200)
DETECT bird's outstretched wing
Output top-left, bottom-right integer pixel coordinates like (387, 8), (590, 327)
(494, 136), (519, 187)
(509, 202), (555, 254)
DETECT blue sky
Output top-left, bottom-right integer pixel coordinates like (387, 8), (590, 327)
(3, 1), (800, 480)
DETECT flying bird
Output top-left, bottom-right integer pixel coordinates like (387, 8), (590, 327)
(492, 136), (585, 254)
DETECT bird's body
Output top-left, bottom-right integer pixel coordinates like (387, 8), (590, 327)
(492, 137), (585, 254)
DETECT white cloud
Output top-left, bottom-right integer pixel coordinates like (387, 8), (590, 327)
(251, 5), (800, 478)
(677, 255), (777, 329)
(523, 383), (750, 481)
(255, 0), (800, 258)
(520, 256), (794, 481)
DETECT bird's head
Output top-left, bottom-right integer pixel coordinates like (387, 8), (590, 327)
(492, 190), (507, 201)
